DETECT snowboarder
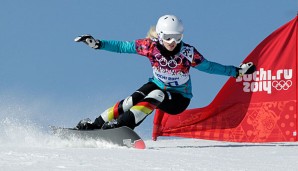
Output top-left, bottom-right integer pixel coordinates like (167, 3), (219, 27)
(74, 14), (256, 130)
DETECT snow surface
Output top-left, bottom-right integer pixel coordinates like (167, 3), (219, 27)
(1, 118), (298, 171)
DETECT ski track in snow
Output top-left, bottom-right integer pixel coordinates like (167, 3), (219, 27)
(0, 118), (298, 171)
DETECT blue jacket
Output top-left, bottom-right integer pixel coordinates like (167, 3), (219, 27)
(99, 39), (237, 98)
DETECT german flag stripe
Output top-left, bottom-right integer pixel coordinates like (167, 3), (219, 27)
(113, 101), (120, 118)
(131, 105), (153, 115)
(107, 107), (114, 121)
(136, 101), (156, 110)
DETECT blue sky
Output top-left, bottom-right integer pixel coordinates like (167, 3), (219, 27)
(0, 0), (297, 137)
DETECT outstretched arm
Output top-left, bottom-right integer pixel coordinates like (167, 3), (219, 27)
(100, 40), (136, 54)
(75, 34), (137, 54)
(195, 59), (256, 78)
(195, 58), (238, 77)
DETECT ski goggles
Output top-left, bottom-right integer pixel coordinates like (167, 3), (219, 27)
(160, 33), (183, 44)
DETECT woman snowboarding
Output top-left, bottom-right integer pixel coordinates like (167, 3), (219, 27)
(75, 15), (255, 130)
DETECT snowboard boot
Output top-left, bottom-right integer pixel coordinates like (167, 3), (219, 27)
(92, 116), (105, 129)
(76, 118), (94, 130)
(76, 116), (105, 130)
(101, 120), (119, 130)
(116, 111), (138, 130)
(101, 112), (137, 130)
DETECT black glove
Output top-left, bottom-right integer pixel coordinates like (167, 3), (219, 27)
(236, 62), (256, 77)
(74, 34), (101, 49)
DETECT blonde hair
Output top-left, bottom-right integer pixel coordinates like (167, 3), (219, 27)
(146, 26), (158, 40)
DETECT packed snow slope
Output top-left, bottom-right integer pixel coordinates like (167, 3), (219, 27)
(1, 118), (297, 171)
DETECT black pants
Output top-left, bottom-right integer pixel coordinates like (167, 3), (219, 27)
(136, 82), (190, 114)
(117, 82), (190, 129)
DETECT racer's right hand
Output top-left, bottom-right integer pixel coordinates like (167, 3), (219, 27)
(74, 34), (101, 49)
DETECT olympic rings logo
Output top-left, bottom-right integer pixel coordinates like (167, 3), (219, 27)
(155, 54), (182, 69)
(272, 80), (292, 90)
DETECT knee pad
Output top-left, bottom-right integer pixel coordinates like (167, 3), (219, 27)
(145, 89), (165, 103)
(100, 96), (133, 122)
(130, 90), (165, 124)
(122, 96), (133, 111)
(122, 90), (147, 112)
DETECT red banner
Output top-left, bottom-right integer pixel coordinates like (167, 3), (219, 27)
(153, 16), (298, 142)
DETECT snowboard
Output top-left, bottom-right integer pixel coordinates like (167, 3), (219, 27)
(50, 126), (146, 149)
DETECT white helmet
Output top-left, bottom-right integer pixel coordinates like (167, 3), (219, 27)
(156, 15), (184, 35)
